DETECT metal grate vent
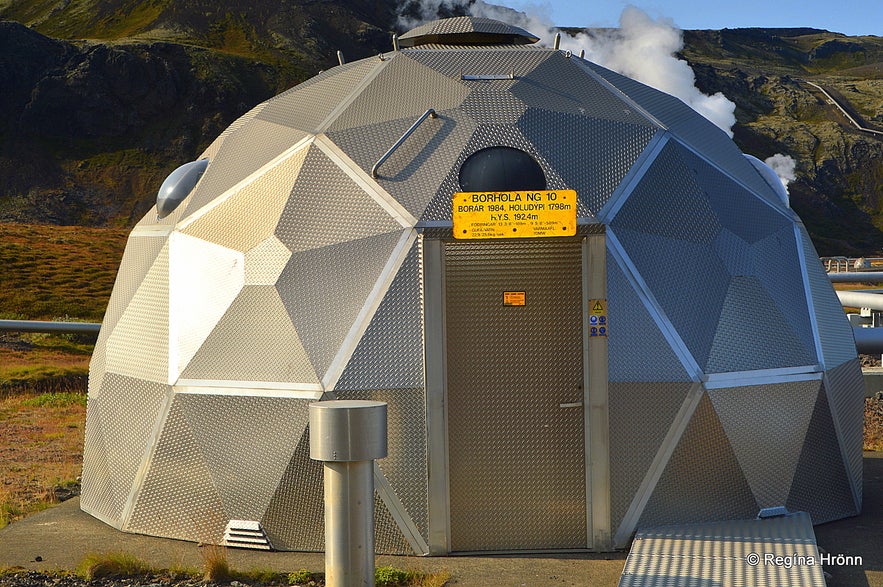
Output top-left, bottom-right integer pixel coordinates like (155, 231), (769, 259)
(223, 520), (273, 550)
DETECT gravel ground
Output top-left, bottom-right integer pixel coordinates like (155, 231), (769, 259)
(0, 572), (210, 587)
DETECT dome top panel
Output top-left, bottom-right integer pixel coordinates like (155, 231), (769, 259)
(399, 16), (540, 47)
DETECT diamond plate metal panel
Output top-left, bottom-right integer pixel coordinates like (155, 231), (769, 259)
(177, 394), (311, 521)
(607, 250), (690, 382)
(583, 62), (785, 210)
(422, 123), (586, 221)
(610, 141), (721, 245)
(184, 119), (309, 217)
(407, 47), (552, 83)
(706, 276), (816, 373)
(334, 388), (428, 540)
(713, 227), (755, 276)
(786, 385), (858, 523)
(752, 226), (815, 362)
(274, 146), (401, 253)
(326, 54), (470, 133)
(612, 227), (730, 370)
(245, 235), (291, 286)
(327, 109), (477, 220)
(798, 224), (857, 370)
(518, 109), (657, 215)
(126, 396), (227, 543)
(81, 374), (169, 525)
(708, 380), (820, 508)
(181, 286), (319, 384)
(90, 233), (167, 395)
(680, 144), (790, 244)
(256, 59), (383, 132)
(518, 53), (659, 126)
(181, 145), (309, 252)
(277, 230), (404, 380)
(335, 241), (424, 390)
(169, 233), (244, 381)
(825, 358), (864, 506)
(261, 428), (325, 551)
(374, 491), (414, 555)
(459, 84), (527, 124)
(105, 242), (170, 384)
(638, 393), (758, 528)
(445, 240), (586, 551)
(609, 382), (692, 537)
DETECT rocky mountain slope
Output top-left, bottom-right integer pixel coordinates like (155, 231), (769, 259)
(0, 1), (881, 254)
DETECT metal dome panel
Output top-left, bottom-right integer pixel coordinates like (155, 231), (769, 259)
(274, 146), (401, 253)
(825, 358), (864, 505)
(244, 235), (291, 286)
(180, 286), (319, 385)
(398, 16), (539, 47)
(708, 379), (820, 508)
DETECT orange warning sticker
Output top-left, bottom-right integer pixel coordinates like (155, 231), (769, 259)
(503, 291), (526, 306)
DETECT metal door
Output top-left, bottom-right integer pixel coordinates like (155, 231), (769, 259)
(444, 238), (586, 551)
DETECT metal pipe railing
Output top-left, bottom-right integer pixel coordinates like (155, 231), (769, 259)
(836, 290), (883, 311)
(371, 108), (437, 178)
(0, 320), (101, 335)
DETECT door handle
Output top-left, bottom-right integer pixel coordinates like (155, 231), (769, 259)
(559, 401), (583, 408)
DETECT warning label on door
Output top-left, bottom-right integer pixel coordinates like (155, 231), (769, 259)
(589, 298), (608, 337)
(503, 291), (526, 306)
(452, 190), (577, 239)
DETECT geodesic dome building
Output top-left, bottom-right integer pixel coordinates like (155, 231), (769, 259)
(82, 16), (864, 554)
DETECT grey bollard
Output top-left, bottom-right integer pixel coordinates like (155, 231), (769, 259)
(310, 400), (387, 587)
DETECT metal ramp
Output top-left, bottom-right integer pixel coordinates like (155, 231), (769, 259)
(619, 512), (826, 586)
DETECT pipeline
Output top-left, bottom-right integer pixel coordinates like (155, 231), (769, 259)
(0, 320), (101, 335)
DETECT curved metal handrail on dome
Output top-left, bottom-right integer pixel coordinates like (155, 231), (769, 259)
(371, 108), (437, 178)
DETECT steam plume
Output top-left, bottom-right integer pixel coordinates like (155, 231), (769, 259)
(764, 153), (797, 192)
(397, 1), (737, 136)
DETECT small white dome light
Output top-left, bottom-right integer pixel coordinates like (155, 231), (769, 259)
(156, 158), (209, 218)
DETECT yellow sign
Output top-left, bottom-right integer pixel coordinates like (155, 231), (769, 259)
(589, 298), (608, 337)
(452, 190), (577, 239)
(503, 291), (526, 306)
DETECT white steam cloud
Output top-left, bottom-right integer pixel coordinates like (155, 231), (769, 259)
(764, 153), (797, 192)
(397, 1), (737, 136)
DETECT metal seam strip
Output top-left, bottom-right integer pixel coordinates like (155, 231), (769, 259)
(795, 224), (826, 368)
(373, 463), (430, 555)
(175, 379), (324, 392)
(573, 60), (668, 131)
(704, 366), (823, 389)
(314, 135), (418, 228)
(175, 387), (324, 399)
(312, 57), (393, 134)
(613, 381), (705, 548)
(323, 229), (418, 390)
(176, 135), (315, 231)
(130, 225), (175, 237)
(121, 386), (176, 531)
(597, 131), (669, 223)
(606, 229), (703, 381)
(823, 368), (862, 512)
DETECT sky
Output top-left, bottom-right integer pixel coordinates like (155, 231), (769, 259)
(520, 0), (883, 36)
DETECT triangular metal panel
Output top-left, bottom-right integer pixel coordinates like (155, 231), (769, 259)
(713, 228), (754, 277)
(336, 241), (425, 390)
(262, 428), (325, 551)
(181, 145), (309, 252)
(373, 490), (416, 555)
(328, 109), (477, 220)
(274, 146), (401, 253)
(518, 53), (660, 127)
(244, 235), (291, 286)
(125, 396), (228, 543)
(256, 59), (384, 133)
(277, 230), (404, 380)
(797, 224), (857, 370)
(459, 82), (527, 124)
(637, 393), (758, 528)
(786, 385), (858, 522)
(90, 232), (167, 395)
(421, 123), (586, 221)
(183, 119), (310, 217)
(325, 53), (471, 133)
(80, 398), (125, 528)
(612, 227), (729, 369)
(518, 109), (656, 215)
(168, 233), (244, 382)
(180, 286), (319, 385)
(825, 358), (865, 506)
(177, 394), (311, 522)
(609, 140), (721, 245)
(607, 250), (690, 382)
(708, 380), (820, 508)
(706, 276), (816, 373)
(105, 242), (170, 384)
(609, 381), (692, 537)
(582, 62), (786, 210)
(405, 46), (552, 82)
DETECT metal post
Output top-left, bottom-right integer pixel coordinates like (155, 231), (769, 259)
(310, 400), (387, 587)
